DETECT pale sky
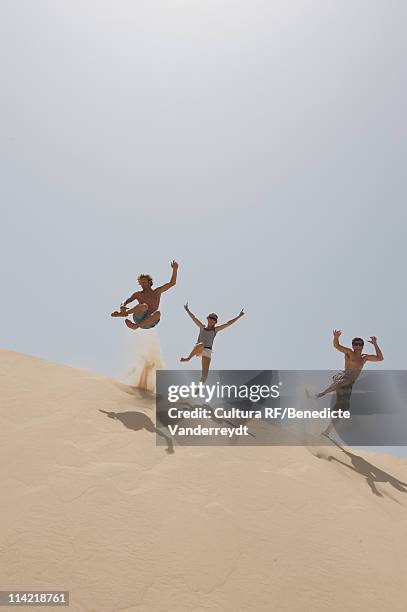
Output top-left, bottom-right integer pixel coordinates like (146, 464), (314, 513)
(1, 1), (406, 381)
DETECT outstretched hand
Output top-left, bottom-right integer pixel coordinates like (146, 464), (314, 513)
(333, 329), (342, 338)
(368, 336), (378, 345)
(184, 302), (189, 312)
(171, 260), (179, 270)
(239, 309), (245, 317)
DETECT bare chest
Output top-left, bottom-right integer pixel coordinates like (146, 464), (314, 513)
(137, 289), (161, 310)
(344, 353), (366, 371)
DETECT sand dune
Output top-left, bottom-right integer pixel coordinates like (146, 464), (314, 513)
(1, 348), (407, 611)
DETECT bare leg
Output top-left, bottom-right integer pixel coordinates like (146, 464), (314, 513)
(317, 379), (351, 398)
(125, 303), (149, 316)
(111, 305), (129, 317)
(125, 310), (160, 330)
(180, 343), (204, 362)
(321, 420), (335, 438)
(200, 356), (211, 383)
(111, 303), (148, 318)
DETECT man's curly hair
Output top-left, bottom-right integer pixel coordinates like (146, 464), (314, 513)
(137, 274), (153, 287)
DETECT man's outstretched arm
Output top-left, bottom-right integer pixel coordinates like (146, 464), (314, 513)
(332, 329), (352, 354)
(184, 302), (203, 328)
(215, 309), (245, 332)
(157, 260), (179, 294)
(365, 336), (384, 361)
(121, 291), (140, 307)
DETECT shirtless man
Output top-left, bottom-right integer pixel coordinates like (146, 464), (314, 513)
(111, 260), (178, 330)
(180, 303), (245, 383)
(317, 330), (384, 437)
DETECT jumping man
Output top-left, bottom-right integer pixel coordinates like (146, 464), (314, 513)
(317, 330), (384, 437)
(111, 260), (178, 330)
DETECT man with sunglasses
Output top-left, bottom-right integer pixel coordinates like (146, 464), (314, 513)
(316, 330), (384, 437)
(180, 303), (245, 383)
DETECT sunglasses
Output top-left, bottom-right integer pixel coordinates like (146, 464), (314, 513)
(208, 316), (218, 321)
(352, 342), (364, 347)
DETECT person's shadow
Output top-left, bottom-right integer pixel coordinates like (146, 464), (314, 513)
(99, 409), (174, 454)
(321, 437), (407, 499)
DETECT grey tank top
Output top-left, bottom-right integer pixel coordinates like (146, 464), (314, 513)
(198, 326), (217, 349)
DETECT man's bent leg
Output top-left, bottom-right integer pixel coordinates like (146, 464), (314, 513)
(317, 378), (352, 398)
(125, 310), (160, 330)
(111, 303), (148, 318)
(125, 303), (149, 316)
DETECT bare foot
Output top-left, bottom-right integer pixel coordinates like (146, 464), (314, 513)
(125, 319), (139, 330)
(180, 357), (190, 362)
(111, 307), (128, 317)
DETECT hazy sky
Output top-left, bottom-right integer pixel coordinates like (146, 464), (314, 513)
(1, 1), (406, 379)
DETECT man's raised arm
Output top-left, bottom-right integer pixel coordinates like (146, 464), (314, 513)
(157, 260), (179, 294)
(365, 336), (384, 362)
(332, 329), (352, 354)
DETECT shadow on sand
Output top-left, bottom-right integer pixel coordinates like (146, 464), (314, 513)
(99, 409), (174, 454)
(316, 437), (407, 500)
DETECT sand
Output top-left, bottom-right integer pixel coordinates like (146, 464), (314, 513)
(1, 347), (407, 611)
